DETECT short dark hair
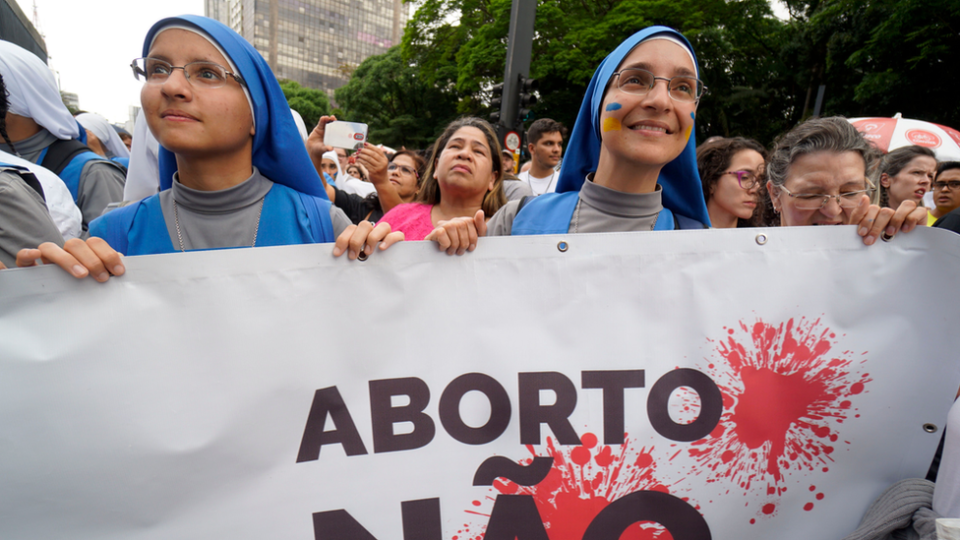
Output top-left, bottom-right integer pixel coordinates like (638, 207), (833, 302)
(527, 118), (566, 145)
(878, 145), (937, 207)
(937, 161), (960, 180)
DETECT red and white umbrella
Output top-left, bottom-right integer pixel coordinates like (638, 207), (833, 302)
(849, 113), (960, 162)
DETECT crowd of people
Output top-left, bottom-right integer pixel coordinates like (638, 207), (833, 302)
(1, 14), (959, 537)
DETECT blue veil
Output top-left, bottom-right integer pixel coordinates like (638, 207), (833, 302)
(555, 26), (709, 226)
(144, 15), (327, 200)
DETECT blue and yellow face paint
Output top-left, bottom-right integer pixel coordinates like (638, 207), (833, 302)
(683, 112), (695, 142)
(602, 103), (623, 132)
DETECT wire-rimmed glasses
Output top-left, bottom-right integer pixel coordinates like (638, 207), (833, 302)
(611, 68), (706, 103)
(776, 182), (875, 210)
(131, 58), (245, 88)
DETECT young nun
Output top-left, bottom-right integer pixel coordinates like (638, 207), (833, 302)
(0, 40), (126, 231)
(16, 15), (400, 280)
(426, 26), (710, 252)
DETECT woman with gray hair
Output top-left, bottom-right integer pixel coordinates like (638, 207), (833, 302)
(764, 116), (926, 244)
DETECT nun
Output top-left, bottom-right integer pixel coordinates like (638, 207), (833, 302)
(16, 15), (400, 281)
(0, 40), (126, 230)
(427, 26), (711, 252)
(76, 112), (131, 168)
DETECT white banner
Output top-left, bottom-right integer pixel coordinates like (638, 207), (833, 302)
(1, 227), (959, 540)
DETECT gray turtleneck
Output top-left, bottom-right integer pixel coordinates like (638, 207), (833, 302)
(0, 129), (125, 231)
(487, 175), (664, 235)
(158, 167), (351, 251)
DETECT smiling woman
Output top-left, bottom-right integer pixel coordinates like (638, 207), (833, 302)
(427, 26), (711, 253)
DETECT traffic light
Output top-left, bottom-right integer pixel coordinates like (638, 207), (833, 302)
(490, 82), (504, 124)
(516, 76), (538, 125)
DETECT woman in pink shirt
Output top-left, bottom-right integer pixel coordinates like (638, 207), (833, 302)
(378, 117), (506, 250)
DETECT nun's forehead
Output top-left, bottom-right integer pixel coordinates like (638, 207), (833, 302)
(149, 26), (235, 72)
(617, 36), (697, 77)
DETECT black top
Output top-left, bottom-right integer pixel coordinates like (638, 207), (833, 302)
(334, 188), (384, 224)
(933, 207), (960, 235)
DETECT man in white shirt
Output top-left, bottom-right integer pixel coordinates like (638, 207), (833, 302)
(516, 118), (566, 195)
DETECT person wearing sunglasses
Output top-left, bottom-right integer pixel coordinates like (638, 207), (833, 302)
(14, 15), (401, 278)
(697, 137), (767, 228)
(929, 162), (960, 227)
(765, 116), (926, 243)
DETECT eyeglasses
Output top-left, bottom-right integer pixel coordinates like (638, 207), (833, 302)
(776, 183), (874, 210)
(724, 170), (761, 190)
(611, 68), (706, 103)
(933, 180), (960, 191)
(388, 163), (418, 177)
(131, 57), (245, 88)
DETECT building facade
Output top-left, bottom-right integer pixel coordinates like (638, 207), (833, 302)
(0, 0), (46, 61)
(205, 0), (407, 98)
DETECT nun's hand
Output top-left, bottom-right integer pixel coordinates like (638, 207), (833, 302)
(307, 115), (336, 162)
(16, 238), (125, 282)
(333, 220), (404, 260)
(425, 210), (486, 256)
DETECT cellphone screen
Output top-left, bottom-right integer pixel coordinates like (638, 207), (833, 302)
(323, 121), (369, 150)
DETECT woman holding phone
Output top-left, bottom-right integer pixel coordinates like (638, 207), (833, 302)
(16, 15), (399, 279)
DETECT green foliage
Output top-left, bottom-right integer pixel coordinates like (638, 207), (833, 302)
(374, 0), (960, 150)
(278, 79), (331, 130)
(333, 46), (459, 150)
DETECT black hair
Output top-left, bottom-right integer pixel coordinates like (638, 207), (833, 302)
(527, 118), (566, 145)
(936, 161), (960, 180)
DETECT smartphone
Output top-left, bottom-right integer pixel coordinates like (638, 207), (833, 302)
(323, 121), (368, 150)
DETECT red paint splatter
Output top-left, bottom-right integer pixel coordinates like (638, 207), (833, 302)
(750, 518), (756, 524)
(816, 493), (824, 500)
(762, 503), (776, 514)
(463, 433), (680, 540)
(689, 318), (871, 512)
(804, 502), (814, 511)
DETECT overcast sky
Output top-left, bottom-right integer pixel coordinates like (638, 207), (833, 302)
(14, 0), (205, 125)
(13, 0), (790, 127)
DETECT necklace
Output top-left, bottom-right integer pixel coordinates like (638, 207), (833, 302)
(173, 197), (265, 252)
(529, 169), (557, 196)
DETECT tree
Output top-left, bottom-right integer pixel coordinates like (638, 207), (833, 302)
(396, 0), (960, 151)
(278, 80), (331, 130)
(334, 46), (459, 150)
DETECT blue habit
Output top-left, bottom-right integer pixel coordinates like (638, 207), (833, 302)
(89, 184), (334, 255)
(513, 26), (710, 235)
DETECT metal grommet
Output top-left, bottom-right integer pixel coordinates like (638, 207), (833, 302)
(923, 423), (938, 433)
(357, 250), (368, 261)
(755, 233), (768, 246)
(557, 241), (569, 252)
